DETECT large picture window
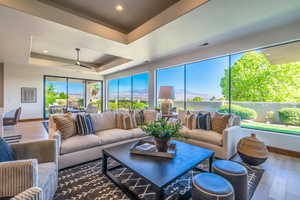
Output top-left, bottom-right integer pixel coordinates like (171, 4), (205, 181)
(156, 66), (185, 111)
(44, 76), (102, 118)
(186, 56), (229, 112)
(107, 72), (149, 110)
(155, 41), (300, 135)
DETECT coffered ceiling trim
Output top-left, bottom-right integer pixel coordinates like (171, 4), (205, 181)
(0, 0), (208, 44)
(128, 0), (209, 42)
(0, 0), (127, 44)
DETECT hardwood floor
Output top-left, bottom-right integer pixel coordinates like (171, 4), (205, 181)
(3, 120), (48, 142)
(3, 121), (300, 200)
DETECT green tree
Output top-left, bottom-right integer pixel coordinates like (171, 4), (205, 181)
(220, 51), (300, 102)
(188, 96), (203, 102)
(45, 84), (58, 107)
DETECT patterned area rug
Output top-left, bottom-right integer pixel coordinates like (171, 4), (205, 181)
(54, 158), (264, 200)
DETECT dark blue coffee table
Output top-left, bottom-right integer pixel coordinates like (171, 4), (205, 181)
(102, 140), (215, 200)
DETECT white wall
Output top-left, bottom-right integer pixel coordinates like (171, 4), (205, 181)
(4, 63), (103, 119)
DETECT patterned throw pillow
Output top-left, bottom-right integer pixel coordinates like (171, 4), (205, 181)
(197, 112), (212, 130)
(53, 115), (76, 140)
(211, 112), (231, 134)
(129, 110), (138, 128)
(75, 114), (95, 135)
(0, 137), (15, 162)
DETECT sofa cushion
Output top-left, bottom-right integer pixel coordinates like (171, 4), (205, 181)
(186, 114), (197, 129)
(211, 113), (231, 134)
(181, 127), (223, 146)
(38, 162), (57, 200)
(60, 135), (100, 154)
(96, 129), (136, 145)
(53, 114), (76, 140)
(127, 128), (147, 138)
(90, 112), (116, 132)
(143, 110), (159, 124)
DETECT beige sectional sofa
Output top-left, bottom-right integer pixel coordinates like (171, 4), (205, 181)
(177, 111), (242, 160)
(49, 110), (242, 169)
(49, 111), (149, 169)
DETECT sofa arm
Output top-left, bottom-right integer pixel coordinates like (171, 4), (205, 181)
(0, 159), (38, 197)
(11, 139), (57, 164)
(11, 187), (43, 200)
(222, 126), (243, 159)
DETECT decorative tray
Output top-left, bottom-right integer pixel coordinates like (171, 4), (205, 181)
(130, 139), (176, 159)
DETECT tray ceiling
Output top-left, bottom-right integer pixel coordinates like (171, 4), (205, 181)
(41, 0), (180, 33)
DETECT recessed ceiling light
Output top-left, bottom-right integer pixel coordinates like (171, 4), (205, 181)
(115, 5), (124, 12)
(43, 50), (49, 54)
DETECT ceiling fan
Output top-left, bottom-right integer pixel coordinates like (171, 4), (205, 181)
(64, 48), (91, 69)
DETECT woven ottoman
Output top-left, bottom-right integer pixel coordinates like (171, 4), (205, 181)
(192, 173), (234, 200)
(212, 160), (248, 200)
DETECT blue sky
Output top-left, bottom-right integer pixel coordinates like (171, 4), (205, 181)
(46, 80), (94, 94)
(156, 55), (234, 99)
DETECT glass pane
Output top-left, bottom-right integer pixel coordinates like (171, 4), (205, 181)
(186, 56), (229, 112)
(44, 77), (67, 118)
(108, 79), (118, 110)
(157, 65), (185, 111)
(86, 81), (102, 112)
(67, 79), (85, 111)
(230, 42), (300, 135)
(132, 72), (149, 109)
(118, 76), (132, 110)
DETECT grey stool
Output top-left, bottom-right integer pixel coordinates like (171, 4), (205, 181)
(192, 173), (234, 200)
(212, 160), (248, 200)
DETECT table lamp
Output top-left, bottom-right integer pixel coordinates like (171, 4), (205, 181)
(158, 86), (175, 115)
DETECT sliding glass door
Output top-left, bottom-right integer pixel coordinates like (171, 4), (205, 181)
(44, 76), (102, 118)
(86, 81), (103, 111)
(44, 77), (67, 118)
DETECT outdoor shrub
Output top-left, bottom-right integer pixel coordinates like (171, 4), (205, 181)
(279, 108), (300, 126)
(218, 104), (257, 120)
(265, 111), (274, 122)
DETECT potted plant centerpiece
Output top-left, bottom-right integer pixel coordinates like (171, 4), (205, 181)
(141, 119), (182, 152)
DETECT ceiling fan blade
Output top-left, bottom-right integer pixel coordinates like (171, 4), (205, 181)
(79, 63), (92, 69)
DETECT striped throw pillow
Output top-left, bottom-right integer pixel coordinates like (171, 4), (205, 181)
(75, 114), (95, 135)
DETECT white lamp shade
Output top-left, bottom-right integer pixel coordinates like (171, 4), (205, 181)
(158, 86), (175, 99)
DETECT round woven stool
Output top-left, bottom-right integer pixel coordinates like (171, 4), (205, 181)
(192, 173), (234, 200)
(212, 160), (248, 200)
